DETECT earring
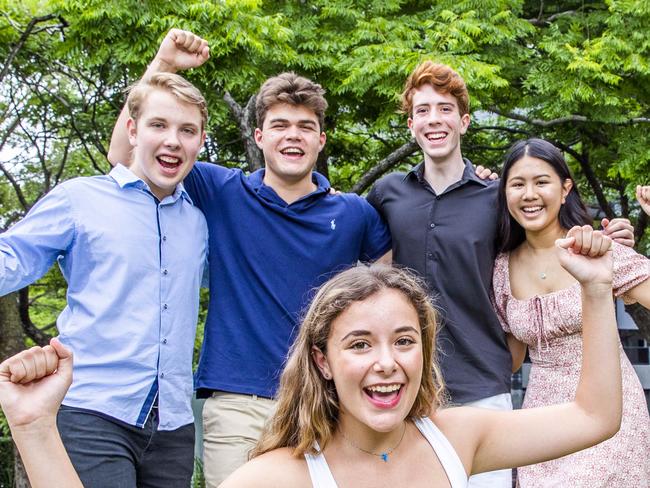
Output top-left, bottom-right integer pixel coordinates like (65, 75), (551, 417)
(323, 372), (331, 380)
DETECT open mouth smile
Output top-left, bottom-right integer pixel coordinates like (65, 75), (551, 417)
(363, 383), (404, 409)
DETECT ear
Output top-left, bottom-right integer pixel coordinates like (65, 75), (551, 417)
(127, 118), (138, 146)
(254, 127), (264, 149)
(311, 346), (332, 380)
(460, 113), (470, 135)
(200, 130), (207, 146)
(562, 178), (573, 203)
(318, 132), (326, 153)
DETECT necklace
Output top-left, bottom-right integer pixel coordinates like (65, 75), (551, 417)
(339, 422), (407, 462)
(539, 271), (547, 280)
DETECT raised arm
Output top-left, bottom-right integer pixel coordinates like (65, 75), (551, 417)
(107, 29), (209, 167)
(441, 226), (621, 474)
(0, 339), (82, 488)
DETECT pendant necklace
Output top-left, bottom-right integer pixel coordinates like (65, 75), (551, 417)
(539, 271), (547, 280)
(339, 422), (406, 462)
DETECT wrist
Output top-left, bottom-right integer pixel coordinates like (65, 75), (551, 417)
(581, 282), (613, 298)
(10, 414), (58, 437)
(145, 58), (177, 76)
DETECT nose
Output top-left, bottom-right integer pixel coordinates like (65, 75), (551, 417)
(285, 124), (302, 140)
(523, 183), (536, 200)
(164, 130), (180, 149)
(373, 346), (397, 374)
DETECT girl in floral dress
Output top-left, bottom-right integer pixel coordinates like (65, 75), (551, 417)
(493, 138), (650, 487)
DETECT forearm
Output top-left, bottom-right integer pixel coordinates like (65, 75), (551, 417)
(574, 284), (621, 433)
(106, 58), (177, 167)
(12, 419), (83, 488)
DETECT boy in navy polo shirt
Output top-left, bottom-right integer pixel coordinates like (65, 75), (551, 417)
(107, 29), (391, 487)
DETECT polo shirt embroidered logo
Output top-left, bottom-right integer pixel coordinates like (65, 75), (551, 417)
(330, 219), (336, 230)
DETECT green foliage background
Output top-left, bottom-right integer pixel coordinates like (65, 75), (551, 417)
(1, 0), (649, 483)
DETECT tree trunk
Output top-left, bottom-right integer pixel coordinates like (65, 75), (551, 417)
(0, 292), (30, 487)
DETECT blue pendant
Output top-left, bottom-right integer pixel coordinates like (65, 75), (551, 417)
(381, 453), (389, 462)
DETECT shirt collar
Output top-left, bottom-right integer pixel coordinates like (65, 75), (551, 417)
(405, 158), (489, 188)
(248, 168), (331, 200)
(109, 164), (193, 204)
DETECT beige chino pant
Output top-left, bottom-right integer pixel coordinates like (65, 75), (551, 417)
(202, 391), (276, 488)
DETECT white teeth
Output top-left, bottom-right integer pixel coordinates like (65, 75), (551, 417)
(426, 133), (445, 141)
(522, 206), (543, 213)
(281, 148), (303, 155)
(367, 384), (401, 393)
(158, 155), (180, 164)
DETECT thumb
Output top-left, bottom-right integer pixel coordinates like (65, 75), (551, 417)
(50, 338), (73, 381)
(200, 45), (210, 60)
(555, 236), (576, 251)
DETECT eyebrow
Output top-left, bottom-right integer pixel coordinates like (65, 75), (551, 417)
(340, 326), (420, 342)
(508, 173), (553, 180)
(268, 117), (317, 126)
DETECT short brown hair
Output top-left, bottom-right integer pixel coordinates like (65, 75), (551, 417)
(127, 72), (208, 130)
(256, 73), (328, 131)
(252, 264), (446, 458)
(401, 61), (469, 117)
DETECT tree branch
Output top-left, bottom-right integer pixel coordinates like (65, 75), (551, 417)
(489, 107), (650, 127)
(351, 140), (419, 195)
(18, 288), (50, 346)
(0, 14), (58, 85)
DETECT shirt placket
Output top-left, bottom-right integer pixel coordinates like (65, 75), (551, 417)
(158, 203), (171, 425)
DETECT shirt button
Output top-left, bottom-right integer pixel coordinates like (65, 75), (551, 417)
(162, 338), (168, 344)
(163, 304), (168, 310)
(160, 372), (165, 378)
(162, 235), (167, 242)
(430, 223), (436, 228)
(428, 252), (433, 258)
(162, 269), (168, 276)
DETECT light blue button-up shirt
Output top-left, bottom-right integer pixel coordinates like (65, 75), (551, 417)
(0, 165), (208, 430)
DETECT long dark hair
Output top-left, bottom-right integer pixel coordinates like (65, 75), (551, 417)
(497, 138), (592, 252)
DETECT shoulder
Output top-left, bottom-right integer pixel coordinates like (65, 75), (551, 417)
(187, 161), (243, 185)
(373, 171), (409, 192)
(220, 448), (311, 488)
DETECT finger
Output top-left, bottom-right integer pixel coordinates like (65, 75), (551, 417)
(19, 347), (41, 384)
(171, 30), (187, 46)
(599, 234), (613, 256)
(50, 338), (73, 383)
(575, 225), (592, 255)
(600, 217), (610, 229)
(42, 345), (59, 376)
(188, 36), (203, 54)
(33, 347), (47, 380)
(489, 172), (498, 181)
(569, 226), (584, 252)
(12, 356), (29, 383)
(589, 231), (609, 257)
(199, 43), (210, 60)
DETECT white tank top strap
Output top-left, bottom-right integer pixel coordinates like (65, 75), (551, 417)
(413, 416), (468, 488)
(304, 418), (468, 488)
(304, 441), (338, 488)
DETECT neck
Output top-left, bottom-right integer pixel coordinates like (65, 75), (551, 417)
(524, 223), (566, 251)
(422, 153), (465, 194)
(337, 414), (407, 454)
(263, 171), (317, 204)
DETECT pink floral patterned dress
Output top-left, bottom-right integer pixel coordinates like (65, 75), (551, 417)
(492, 242), (650, 487)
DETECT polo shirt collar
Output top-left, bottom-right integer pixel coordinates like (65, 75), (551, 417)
(109, 163), (193, 204)
(405, 158), (489, 188)
(248, 168), (331, 204)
